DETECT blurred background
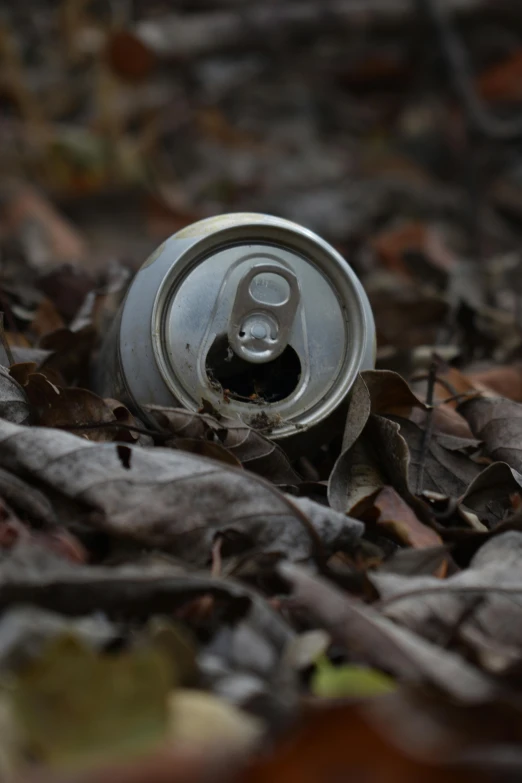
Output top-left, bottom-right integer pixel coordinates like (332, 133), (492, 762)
(2, 0), (522, 373)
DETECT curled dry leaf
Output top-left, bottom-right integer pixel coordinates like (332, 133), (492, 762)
(460, 461), (522, 528)
(279, 563), (495, 702)
(329, 414), (411, 514)
(0, 420), (361, 566)
(19, 373), (138, 443)
(146, 405), (301, 486)
(23, 374), (114, 439)
(460, 396), (522, 473)
(0, 366), (31, 425)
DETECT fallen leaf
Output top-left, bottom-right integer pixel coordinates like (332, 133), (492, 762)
(39, 327), (96, 386)
(359, 486), (443, 551)
(467, 365), (522, 402)
(371, 221), (455, 282)
(241, 700), (483, 783)
(0, 419), (361, 565)
(0, 366), (31, 425)
(147, 406), (301, 486)
(168, 689), (262, 751)
(311, 657), (396, 699)
(371, 531), (522, 674)
(478, 49), (522, 103)
(38, 267), (96, 322)
(460, 461), (522, 528)
(13, 634), (172, 768)
(387, 416), (482, 498)
(329, 414), (410, 513)
(105, 30), (156, 82)
(23, 374), (120, 441)
(29, 298), (65, 340)
(459, 396), (522, 473)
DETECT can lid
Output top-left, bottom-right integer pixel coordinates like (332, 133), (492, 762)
(150, 214), (374, 439)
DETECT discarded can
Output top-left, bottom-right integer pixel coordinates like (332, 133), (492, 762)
(94, 213), (375, 445)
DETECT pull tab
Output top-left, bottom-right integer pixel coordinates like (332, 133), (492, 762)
(228, 263), (300, 364)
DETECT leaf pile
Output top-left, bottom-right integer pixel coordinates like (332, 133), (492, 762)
(3, 1), (522, 782)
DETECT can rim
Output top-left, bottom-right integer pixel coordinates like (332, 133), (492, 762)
(151, 213), (374, 438)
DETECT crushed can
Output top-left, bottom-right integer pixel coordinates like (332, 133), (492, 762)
(94, 213), (375, 448)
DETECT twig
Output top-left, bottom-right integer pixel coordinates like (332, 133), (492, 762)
(56, 420), (171, 442)
(415, 359), (437, 495)
(211, 535), (223, 578)
(439, 595), (484, 648)
(377, 582), (522, 610)
(415, 0), (522, 141)
(0, 314), (15, 366)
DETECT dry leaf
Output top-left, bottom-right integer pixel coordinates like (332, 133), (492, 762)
(460, 396), (522, 473)
(0, 420), (361, 565)
(371, 532), (522, 674)
(0, 366), (31, 425)
(147, 406), (301, 486)
(241, 700), (481, 783)
(168, 689), (262, 751)
(13, 634), (171, 768)
(359, 486), (443, 551)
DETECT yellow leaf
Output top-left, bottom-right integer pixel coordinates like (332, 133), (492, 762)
(312, 657), (396, 699)
(13, 634), (172, 769)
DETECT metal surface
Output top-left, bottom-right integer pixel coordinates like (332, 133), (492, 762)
(227, 262), (300, 364)
(93, 213), (376, 442)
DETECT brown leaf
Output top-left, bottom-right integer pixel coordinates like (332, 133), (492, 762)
(360, 486), (443, 551)
(38, 327), (97, 386)
(467, 365), (522, 403)
(330, 411), (480, 515)
(387, 416), (482, 498)
(478, 49), (522, 103)
(147, 406), (301, 486)
(459, 396), (522, 472)
(38, 267), (96, 322)
(371, 221), (455, 282)
(30, 298), (65, 340)
(242, 699), (487, 783)
(0, 420), (362, 566)
(105, 30), (156, 82)
(23, 374), (122, 442)
(364, 369), (473, 439)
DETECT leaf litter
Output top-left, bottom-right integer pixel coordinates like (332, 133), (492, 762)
(3, 1), (522, 782)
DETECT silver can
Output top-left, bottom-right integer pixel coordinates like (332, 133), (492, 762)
(94, 213), (375, 446)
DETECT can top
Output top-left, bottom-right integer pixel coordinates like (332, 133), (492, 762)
(137, 214), (374, 439)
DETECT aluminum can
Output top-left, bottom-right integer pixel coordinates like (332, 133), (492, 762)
(94, 213), (375, 445)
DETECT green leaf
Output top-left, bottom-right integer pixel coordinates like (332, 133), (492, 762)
(13, 634), (172, 769)
(311, 657), (396, 699)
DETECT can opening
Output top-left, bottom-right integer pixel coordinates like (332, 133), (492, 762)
(205, 334), (301, 403)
